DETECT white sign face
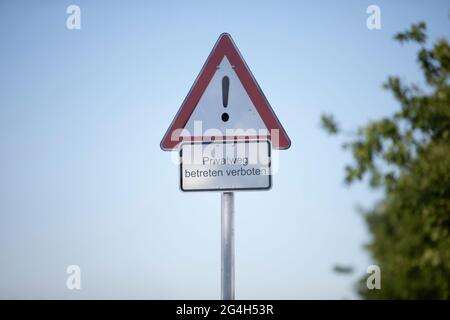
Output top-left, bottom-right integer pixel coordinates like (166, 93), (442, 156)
(180, 57), (269, 137)
(180, 140), (271, 192)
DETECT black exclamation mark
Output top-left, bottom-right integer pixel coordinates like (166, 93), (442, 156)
(221, 76), (229, 122)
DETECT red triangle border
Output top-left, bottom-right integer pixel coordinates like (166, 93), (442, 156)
(160, 33), (291, 150)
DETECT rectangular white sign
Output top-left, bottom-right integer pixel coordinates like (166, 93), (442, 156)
(180, 140), (271, 192)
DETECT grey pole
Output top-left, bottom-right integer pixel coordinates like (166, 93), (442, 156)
(221, 192), (235, 300)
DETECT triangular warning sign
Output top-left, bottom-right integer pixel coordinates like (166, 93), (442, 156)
(160, 33), (291, 150)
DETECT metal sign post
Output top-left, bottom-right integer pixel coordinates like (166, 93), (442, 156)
(221, 192), (234, 300)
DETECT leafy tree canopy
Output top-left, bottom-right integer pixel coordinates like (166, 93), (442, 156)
(322, 22), (450, 299)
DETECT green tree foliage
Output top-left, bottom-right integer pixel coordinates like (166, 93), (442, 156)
(322, 22), (450, 299)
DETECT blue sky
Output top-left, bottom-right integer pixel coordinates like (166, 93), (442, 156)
(0, 0), (449, 299)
